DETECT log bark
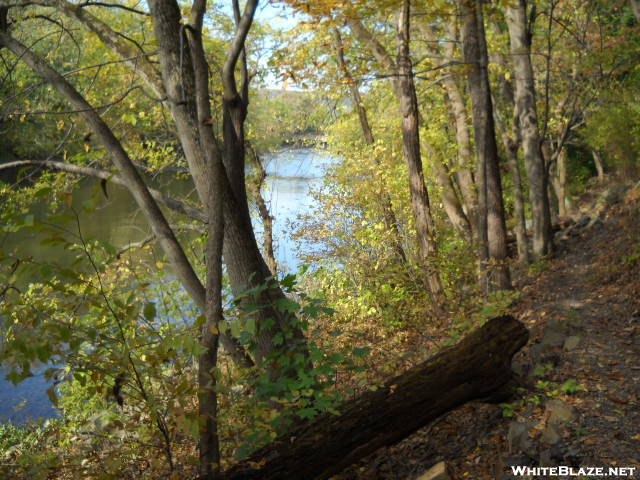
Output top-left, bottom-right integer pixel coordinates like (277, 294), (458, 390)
(220, 315), (529, 480)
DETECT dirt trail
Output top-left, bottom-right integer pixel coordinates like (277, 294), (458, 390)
(343, 184), (640, 480)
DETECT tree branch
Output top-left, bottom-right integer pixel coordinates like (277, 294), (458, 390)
(46, 0), (164, 98)
(0, 29), (207, 313)
(222, 0), (257, 100)
(0, 159), (207, 223)
(346, 16), (399, 91)
(77, 1), (150, 16)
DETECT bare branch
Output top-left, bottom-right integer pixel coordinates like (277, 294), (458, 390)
(116, 235), (156, 257)
(4, 84), (146, 116)
(77, 2), (150, 16)
(47, 0), (165, 98)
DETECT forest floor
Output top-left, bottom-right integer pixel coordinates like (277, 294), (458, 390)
(344, 180), (640, 480)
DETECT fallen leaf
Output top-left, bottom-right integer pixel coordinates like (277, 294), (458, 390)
(607, 396), (628, 404)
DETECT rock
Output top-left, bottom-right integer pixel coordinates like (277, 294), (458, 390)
(540, 330), (566, 348)
(539, 448), (556, 467)
(530, 344), (561, 366)
(586, 217), (603, 229)
(512, 358), (530, 379)
(564, 444), (583, 466)
(563, 335), (582, 351)
(574, 214), (591, 228)
(550, 442), (568, 461)
(599, 184), (631, 207)
(546, 399), (577, 425)
(507, 421), (535, 454)
(416, 461), (449, 480)
(498, 455), (535, 480)
(541, 424), (561, 445)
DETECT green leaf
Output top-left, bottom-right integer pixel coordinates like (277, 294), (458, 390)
(143, 302), (157, 321)
(245, 317), (256, 335)
(352, 347), (371, 358)
(281, 273), (297, 290)
(297, 407), (317, 420)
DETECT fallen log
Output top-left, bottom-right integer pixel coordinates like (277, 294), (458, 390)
(221, 315), (528, 480)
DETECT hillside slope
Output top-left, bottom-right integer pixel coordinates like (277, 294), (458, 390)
(343, 181), (640, 480)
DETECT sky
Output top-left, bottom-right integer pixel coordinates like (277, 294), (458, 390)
(254, 0), (300, 30)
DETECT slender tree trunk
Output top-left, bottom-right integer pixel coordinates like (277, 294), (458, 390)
(460, 0), (511, 292)
(185, 2), (224, 474)
(417, 20), (478, 237)
(428, 144), (473, 240)
(632, 0), (640, 23)
(489, 20), (530, 265)
(556, 148), (568, 218)
(492, 92), (529, 264)
(247, 143), (278, 276)
(198, 117), (224, 479)
(506, 0), (553, 259)
(149, 0), (307, 368)
(551, 148), (572, 219)
(334, 29), (407, 264)
(346, 15), (445, 306)
(504, 136), (530, 264)
(397, 0), (445, 308)
(592, 149), (605, 182)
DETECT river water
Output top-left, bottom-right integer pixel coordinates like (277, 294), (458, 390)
(0, 147), (334, 423)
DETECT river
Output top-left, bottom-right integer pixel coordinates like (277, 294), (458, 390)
(0, 147), (334, 423)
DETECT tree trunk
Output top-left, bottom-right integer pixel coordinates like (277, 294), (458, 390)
(460, 0), (511, 292)
(430, 147), (473, 241)
(504, 136), (530, 264)
(396, 0), (445, 309)
(555, 148), (568, 218)
(488, 20), (530, 265)
(506, 0), (553, 259)
(186, 2), (224, 474)
(417, 19), (478, 237)
(334, 28), (407, 264)
(347, 14), (445, 306)
(632, 0), (640, 23)
(219, 315), (529, 480)
(592, 149), (605, 182)
(247, 143), (278, 276)
(149, 0), (307, 368)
